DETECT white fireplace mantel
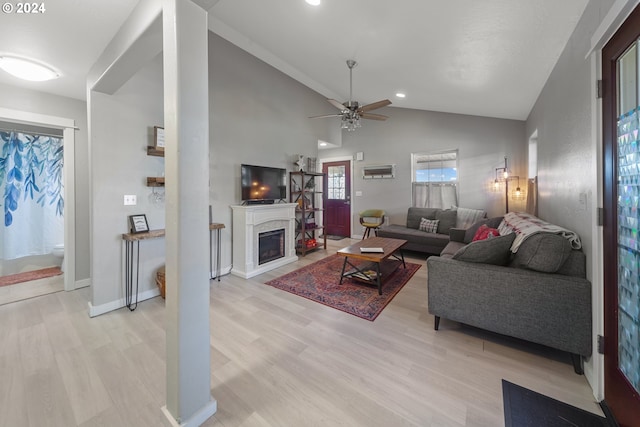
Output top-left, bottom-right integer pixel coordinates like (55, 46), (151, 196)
(230, 203), (298, 278)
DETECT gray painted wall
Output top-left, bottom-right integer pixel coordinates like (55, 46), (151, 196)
(0, 82), (90, 282)
(319, 107), (526, 235)
(209, 33), (342, 271)
(88, 33), (340, 307)
(90, 57), (165, 307)
(527, 0), (613, 271)
(525, 0), (615, 396)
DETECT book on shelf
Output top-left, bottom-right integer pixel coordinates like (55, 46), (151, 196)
(360, 247), (384, 253)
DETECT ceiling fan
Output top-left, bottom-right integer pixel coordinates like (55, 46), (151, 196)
(310, 59), (391, 131)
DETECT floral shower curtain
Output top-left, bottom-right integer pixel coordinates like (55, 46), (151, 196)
(0, 131), (63, 260)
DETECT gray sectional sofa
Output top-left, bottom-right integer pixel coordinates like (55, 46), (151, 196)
(377, 206), (485, 254)
(427, 216), (592, 374)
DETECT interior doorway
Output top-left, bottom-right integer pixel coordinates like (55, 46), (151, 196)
(0, 107), (76, 295)
(0, 123), (65, 304)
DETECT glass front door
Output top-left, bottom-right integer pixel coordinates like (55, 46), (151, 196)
(602, 5), (640, 424)
(616, 42), (640, 394)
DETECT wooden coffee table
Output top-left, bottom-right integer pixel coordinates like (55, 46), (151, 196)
(337, 237), (407, 295)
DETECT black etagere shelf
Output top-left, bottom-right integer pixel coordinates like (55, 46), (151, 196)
(289, 171), (326, 256)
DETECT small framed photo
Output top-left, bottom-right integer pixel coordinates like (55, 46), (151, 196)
(129, 214), (149, 234)
(154, 126), (165, 148)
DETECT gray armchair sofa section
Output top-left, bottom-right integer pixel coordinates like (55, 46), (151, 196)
(427, 216), (592, 374)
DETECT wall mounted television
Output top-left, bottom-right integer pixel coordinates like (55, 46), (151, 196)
(241, 164), (287, 204)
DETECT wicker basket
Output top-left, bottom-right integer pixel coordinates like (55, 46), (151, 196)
(156, 266), (166, 299)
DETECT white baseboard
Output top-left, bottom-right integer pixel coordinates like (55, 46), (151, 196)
(210, 265), (232, 279)
(87, 287), (160, 317)
(161, 398), (217, 427)
(74, 278), (91, 289)
(230, 255), (297, 279)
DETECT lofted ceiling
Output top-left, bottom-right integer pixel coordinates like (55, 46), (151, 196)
(0, 0), (589, 120)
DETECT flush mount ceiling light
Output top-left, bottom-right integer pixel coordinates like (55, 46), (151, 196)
(305, 0), (321, 5)
(0, 56), (59, 81)
(395, 93), (406, 98)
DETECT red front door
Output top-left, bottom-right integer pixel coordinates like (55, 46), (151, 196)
(323, 160), (351, 237)
(602, 4), (640, 425)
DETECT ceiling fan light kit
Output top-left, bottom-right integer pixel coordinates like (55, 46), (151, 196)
(310, 59), (391, 132)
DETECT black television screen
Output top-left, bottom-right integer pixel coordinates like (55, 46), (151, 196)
(241, 164), (287, 202)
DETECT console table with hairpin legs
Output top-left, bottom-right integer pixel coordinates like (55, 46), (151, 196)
(122, 229), (165, 311)
(209, 222), (225, 280)
(122, 222), (225, 310)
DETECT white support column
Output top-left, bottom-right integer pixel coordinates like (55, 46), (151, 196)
(161, 1), (215, 426)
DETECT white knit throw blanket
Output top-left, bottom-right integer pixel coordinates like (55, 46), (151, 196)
(497, 212), (582, 252)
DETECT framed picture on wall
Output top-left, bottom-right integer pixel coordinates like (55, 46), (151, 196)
(129, 214), (149, 234)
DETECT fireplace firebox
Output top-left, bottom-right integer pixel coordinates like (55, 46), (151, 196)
(258, 229), (285, 265)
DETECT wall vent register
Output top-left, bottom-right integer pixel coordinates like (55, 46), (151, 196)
(362, 164), (395, 179)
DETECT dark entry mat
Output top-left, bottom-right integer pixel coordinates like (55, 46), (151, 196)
(323, 235), (346, 240)
(502, 380), (611, 427)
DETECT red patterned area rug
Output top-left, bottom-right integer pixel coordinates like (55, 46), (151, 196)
(264, 254), (421, 321)
(0, 267), (62, 288)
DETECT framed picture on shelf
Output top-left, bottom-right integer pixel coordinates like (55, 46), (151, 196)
(154, 126), (165, 148)
(129, 214), (149, 234)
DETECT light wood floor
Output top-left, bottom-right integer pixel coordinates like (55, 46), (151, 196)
(0, 238), (601, 426)
(0, 273), (64, 306)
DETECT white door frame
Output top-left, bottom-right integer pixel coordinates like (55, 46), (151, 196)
(0, 107), (76, 291)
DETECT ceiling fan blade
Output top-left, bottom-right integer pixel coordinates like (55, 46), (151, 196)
(309, 113), (343, 119)
(360, 113), (388, 121)
(327, 99), (347, 111)
(358, 99), (392, 113)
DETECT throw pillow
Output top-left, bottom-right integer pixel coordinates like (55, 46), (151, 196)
(464, 216), (504, 243)
(419, 218), (440, 233)
(452, 206), (487, 228)
(511, 232), (572, 273)
(472, 224), (500, 241)
(453, 232), (516, 265)
(407, 207), (439, 229)
(435, 209), (457, 235)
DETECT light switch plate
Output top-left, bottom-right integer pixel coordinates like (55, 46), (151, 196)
(124, 195), (137, 205)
